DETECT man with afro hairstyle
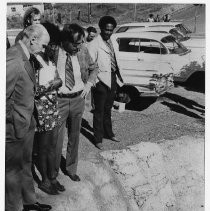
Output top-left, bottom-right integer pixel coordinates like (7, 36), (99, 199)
(87, 16), (124, 150)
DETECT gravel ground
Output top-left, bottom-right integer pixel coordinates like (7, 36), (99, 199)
(53, 84), (205, 211)
(68, 85), (205, 161)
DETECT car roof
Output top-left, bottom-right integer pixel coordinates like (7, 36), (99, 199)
(118, 22), (181, 28)
(127, 26), (175, 33)
(112, 31), (173, 41)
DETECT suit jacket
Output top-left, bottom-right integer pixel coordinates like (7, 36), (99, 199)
(15, 30), (24, 44)
(6, 43), (36, 141)
(87, 34), (123, 88)
(55, 45), (98, 86)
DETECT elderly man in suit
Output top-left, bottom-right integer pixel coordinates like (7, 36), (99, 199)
(87, 16), (124, 150)
(6, 24), (52, 211)
(54, 24), (98, 182)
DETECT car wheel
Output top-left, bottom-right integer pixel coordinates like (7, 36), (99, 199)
(116, 86), (139, 104)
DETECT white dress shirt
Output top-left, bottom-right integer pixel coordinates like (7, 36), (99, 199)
(58, 54), (84, 94)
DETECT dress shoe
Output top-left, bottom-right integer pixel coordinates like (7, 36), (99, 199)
(67, 174), (81, 182)
(95, 143), (103, 150)
(23, 202), (52, 211)
(110, 136), (120, 142)
(38, 182), (59, 195)
(52, 180), (65, 192)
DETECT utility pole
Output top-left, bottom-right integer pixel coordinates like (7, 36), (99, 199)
(88, 3), (91, 23)
(51, 3), (55, 24)
(70, 11), (72, 22)
(194, 5), (198, 33)
(134, 4), (137, 22)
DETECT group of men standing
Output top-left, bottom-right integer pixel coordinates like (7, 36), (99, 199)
(6, 15), (123, 211)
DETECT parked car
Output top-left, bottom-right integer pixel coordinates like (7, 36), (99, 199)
(126, 26), (205, 49)
(112, 32), (204, 100)
(115, 22), (192, 36)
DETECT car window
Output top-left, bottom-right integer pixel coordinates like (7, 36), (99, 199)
(118, 38), (140, 52)
(140, 38), (167, 54)
(149, 25), (174, 28)
(116, 26), (145, 33)
(148, 30), (168, 33)
(116, 27), (129, 33)
(161, 35), (189, 54)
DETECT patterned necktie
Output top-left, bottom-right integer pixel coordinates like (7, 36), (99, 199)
(65, 54), (75, 90)
(106, 40), (117, 72)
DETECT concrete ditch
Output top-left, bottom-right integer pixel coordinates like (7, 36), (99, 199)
(33, 135), (204, 211)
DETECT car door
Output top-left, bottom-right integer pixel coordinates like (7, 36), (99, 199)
(117, 37), (150, 86)
(117, 37), (173, 86)
(137, 38), (173, 75)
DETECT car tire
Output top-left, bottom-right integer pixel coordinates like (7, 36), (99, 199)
(117, 86), (139, 104)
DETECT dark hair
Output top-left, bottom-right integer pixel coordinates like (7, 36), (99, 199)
(61, 23), (85, 43)
(149, 14), (154, 18)
(98, 16), (117, 29)
(23, 7), (41, 28)
(87, 26), (97, 33)
(42, 21), (61, 45)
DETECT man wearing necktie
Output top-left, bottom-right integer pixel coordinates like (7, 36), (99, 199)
(6, 24), (52, 211)
(54, 24), (98, 182)
(87, 16), (124, 150)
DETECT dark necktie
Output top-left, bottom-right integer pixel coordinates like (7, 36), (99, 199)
(106, 40), (117, 72)
(29, 54), (40, 71)
(65, 54), (75, 90)
(29, 54), (35, 67)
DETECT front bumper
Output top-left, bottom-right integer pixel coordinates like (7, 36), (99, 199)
(140, 73), (174, 97)
(150, 73), (174, 93)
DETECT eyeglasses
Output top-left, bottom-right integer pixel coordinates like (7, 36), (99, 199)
(42, 44), (47, 49)
(71, 40), (84, 48)
(33, 19), (41, 21)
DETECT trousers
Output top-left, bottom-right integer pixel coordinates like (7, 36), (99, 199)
(5, 122), (36, 211)
(55, 95), (85, 176)
(92, 72), (117, 143)
(36, 127), (58, 181)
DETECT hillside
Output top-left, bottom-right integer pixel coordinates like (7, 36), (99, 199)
(7, 3), (191, 29)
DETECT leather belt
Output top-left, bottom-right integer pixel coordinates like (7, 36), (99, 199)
(58, 90), (83, 98)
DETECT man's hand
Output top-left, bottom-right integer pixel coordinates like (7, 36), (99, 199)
(46, 79), (62, 91)
(81, 82), (92, 98)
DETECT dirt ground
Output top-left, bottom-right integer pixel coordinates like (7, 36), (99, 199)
(74, 85), (205, 160)
(57, 84), (205, 210)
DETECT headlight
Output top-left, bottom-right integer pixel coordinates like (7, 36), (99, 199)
(149, 73), (174, 93)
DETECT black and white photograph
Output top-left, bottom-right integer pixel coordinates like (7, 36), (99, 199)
(5, 1), (206, 211)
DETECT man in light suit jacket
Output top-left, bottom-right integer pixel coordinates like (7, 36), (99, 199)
(6, 24), (52, 211)
(87, 16), (124, 150)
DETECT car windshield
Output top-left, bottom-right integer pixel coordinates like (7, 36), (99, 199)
(175, 24), (192, 35)
(161, 35), (189, 54)
(169, 28), (190, 41)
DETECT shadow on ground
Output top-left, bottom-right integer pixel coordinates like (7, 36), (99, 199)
(175, 83), (205, 94)
(174, 70), (205, 94)
(161, 92), (205, 119)
(80, 118), (95, 145)
(125, 96), (157, 112)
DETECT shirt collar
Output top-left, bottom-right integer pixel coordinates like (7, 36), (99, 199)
(18, 40), (30, 59)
